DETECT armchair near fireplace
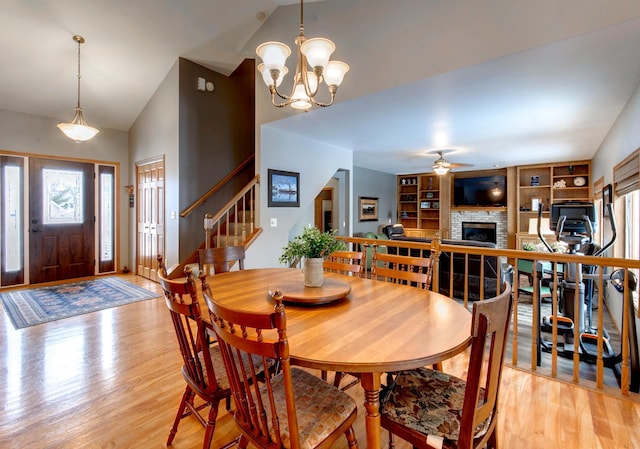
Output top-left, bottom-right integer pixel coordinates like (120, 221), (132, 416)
(382, 224), (509, 301)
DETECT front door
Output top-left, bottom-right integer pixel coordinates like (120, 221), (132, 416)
(29, 158), (95, 283)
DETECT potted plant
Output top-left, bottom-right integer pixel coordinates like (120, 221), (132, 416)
(279, 226), (346, 287)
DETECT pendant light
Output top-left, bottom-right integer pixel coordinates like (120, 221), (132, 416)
(57, 35), (99, 142)
(256, 0), (349, 110)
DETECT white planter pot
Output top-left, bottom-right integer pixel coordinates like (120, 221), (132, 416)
(303, 258), (324, 287)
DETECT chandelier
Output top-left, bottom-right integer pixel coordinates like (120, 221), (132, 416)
(57, 35), (99, 142)
(256, 0), (349, 111)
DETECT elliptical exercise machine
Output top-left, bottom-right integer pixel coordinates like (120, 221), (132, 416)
(535, 201), (639, 391)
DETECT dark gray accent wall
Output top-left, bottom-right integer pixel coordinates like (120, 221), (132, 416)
(178, 58), (255, 260)
(353, 166), (396, 235)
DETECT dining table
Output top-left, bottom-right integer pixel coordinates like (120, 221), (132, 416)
(207, 267), (472, 449)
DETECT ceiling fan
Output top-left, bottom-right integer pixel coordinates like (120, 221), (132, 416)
(431, 150), (473, 175)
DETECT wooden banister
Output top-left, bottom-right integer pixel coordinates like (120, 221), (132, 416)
(180, 153), (255, 218)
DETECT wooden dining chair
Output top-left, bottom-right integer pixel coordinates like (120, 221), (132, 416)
(204, 289), (360, 449)
(371, 245), (434, 289)
(380, 282), (513, 449)
(321, 249), (364, 387)
(323, 250), (364, 277)
(157, 258), (232, 449)
(198, 245), (245, 275)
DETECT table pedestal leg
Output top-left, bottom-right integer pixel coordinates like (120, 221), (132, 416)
(360, 373), (381, 449)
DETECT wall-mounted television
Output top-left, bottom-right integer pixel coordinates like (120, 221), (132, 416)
(453, 175), (507, 207)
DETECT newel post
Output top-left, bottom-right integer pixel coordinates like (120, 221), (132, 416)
(430, 233), (441, 292)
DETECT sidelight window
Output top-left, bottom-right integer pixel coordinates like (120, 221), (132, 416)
(3, 165), (22, 271)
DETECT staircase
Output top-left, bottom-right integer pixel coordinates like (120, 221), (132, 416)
(168, 174), (261, 278)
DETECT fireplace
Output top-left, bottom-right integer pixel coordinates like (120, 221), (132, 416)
(462, 222), (497, 244)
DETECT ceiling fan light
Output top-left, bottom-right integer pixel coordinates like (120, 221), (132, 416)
(300, 37), (335, 69)
(324, 60), (349, 86)
(434, 165), (449, 175)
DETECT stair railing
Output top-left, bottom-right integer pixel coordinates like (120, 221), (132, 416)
(180, 153), (254, 218)
(205, 175), (260, 248)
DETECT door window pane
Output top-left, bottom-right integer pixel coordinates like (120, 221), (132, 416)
(3, 166), (22, 271)
(100, 172), (113, 262)
(42, 169), (83, 224)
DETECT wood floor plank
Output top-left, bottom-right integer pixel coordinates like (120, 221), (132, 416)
(2, 274), (640, 448)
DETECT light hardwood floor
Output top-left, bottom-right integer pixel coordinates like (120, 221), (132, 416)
(2, 274), (640, 449)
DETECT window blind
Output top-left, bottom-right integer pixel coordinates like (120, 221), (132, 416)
(613, 148), (639, 196)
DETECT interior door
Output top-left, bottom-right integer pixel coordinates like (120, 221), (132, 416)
(28, 158), (95, 283)
(136, 159), (164, 281)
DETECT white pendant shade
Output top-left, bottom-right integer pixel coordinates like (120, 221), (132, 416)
(258, 63), (288, 87)
(58, 122), (100, 142)
(290, 83), (312, 110)
(300, 37), (335, 69)
(57, 108), (99, 142)
(304, 71), (318, 92)
(324, 61), (349, 86)
(256, 41), (291, 73)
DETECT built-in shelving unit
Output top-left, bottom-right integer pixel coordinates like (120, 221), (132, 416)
(398, 175), (419, 228)
(397, 173), (449, 237)
(516, 161), (591, 247)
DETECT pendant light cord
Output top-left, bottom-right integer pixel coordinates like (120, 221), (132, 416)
(76, 38), (82, 109)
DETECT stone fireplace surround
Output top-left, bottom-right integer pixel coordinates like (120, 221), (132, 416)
(450, 209), (508, 248)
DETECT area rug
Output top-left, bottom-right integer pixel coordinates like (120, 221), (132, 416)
(0, 277), (159, 329)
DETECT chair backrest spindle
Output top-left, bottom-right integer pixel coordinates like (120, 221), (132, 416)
(371, 245), (434, 289)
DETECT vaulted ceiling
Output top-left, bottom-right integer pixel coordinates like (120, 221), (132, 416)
(3, 0), (640, 174)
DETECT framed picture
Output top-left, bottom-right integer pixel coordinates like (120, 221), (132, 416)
(420, 201), (430, 209)
(530, 176), (540, 186)
(268, 169), (299, 207)
(358, 196), (378, 221)
(603, 183), (612, 216)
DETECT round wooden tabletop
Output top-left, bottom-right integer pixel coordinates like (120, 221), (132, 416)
(208, 267), (472, 373)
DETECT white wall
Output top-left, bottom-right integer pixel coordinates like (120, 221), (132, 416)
(246, 126), (353, 268)
(128, 62), (179, 268)
(591, 80), (640, 337)
(592, 81), (640, 185)
(0, 108), (130, 269)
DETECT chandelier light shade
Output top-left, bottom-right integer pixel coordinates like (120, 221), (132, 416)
(57, 35), (99, 142)
(256, 0), (349, 110)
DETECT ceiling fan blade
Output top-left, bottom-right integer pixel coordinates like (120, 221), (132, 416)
(448, 162), (474, 168)
(430, 150), (473, 171)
